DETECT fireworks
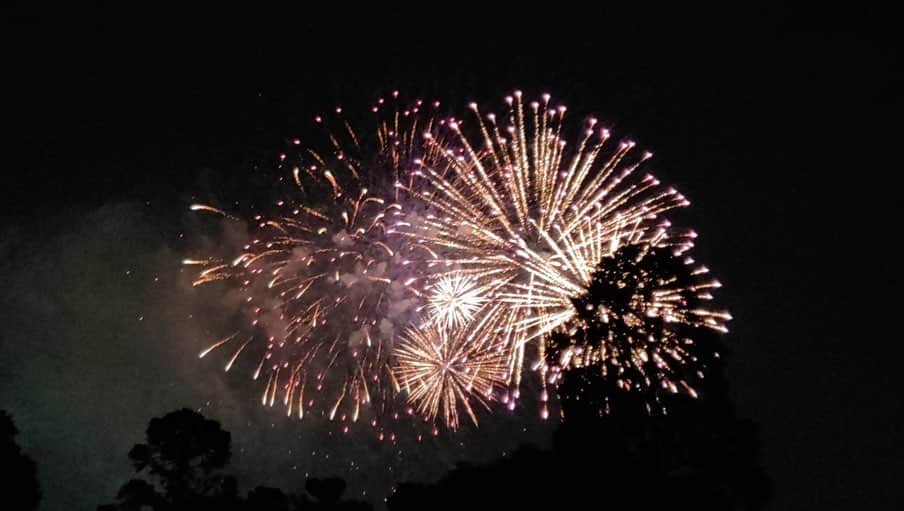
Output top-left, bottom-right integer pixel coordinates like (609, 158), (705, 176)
(187, 90), (731, 430)
(426, 272), (494, 330)
(544, 241), (730, 413)
(399, 91), (705, 416)
(394, 310), (509, 430)
(189, 94), (438, 429)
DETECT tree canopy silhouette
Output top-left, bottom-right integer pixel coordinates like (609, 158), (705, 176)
(1, 410), (41, 511)
(246, 486), (289, 511)
(301, 477), (370, 510)
(243, 479), (371, 511)
(389, 338), (770, 510)
(128, 408), (233, 498)
(99, 409), (371, 510)
(99, 408), (240, 511)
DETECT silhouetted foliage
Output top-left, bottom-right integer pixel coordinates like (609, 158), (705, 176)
(104, 479), (164, 511)
(300, 477), (370, 510)
(305, 478), (345, 505)
(240, 480), (373, 510)
(100, 409), (371, 511)
(547, 243), (725, 413)
(100, 408), (240, 511)
(0, 411), (42, 511)
(246, 486), (289, 511)
(390, 351), (770, 510)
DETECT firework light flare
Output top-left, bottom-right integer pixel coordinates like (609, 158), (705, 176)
(186, 90), (731, 430)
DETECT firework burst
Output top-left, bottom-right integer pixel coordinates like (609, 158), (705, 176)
(425, 272), (495, 330)
(186, 90), (731, 430)
(394, 310), (509, 430)
(188, 93), (441, 429)
(398, 91), (702, 415)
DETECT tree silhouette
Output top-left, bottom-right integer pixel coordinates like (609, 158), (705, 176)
(106, 479), (164, 511)
(304, 478), (346, 506)
(99, 409), (371, 511)
(300, 477), (370, 510)
(546, 243), (726, 414)
(389, 345), (770, 510)
(0, 411), (41, 511)
(99, 408), (240, 511)
(246, 486), (289, 511)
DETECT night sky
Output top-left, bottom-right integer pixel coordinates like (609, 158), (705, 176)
(2, 5), (900, 509)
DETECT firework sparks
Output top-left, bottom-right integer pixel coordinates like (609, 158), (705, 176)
(545, 242), (730, 413)
(398, 91), (719, 413)
(187, 90), (731, 429)
(394, 310), (509, 430)
(188, 94), (439, 429)
(426, 272), (494, 330)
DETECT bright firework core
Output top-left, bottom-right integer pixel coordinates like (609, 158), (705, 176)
(186, 91), (730, 433)
(427, 273), (490, 330)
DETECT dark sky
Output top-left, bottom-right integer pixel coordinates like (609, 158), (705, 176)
(2, 5), (900, 510)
